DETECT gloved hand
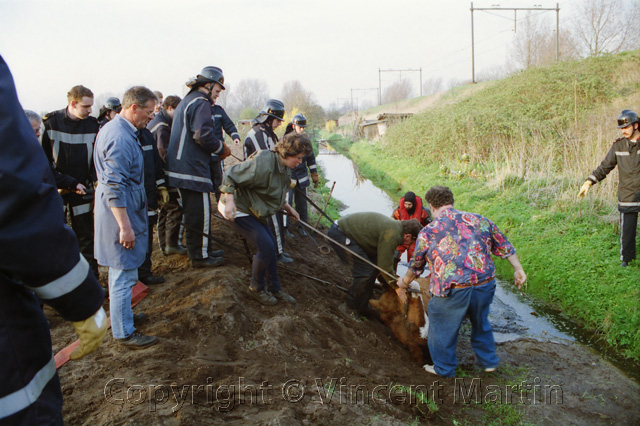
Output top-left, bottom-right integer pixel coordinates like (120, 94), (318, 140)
(158, 186), (170, 207)
(290, 179), (296, 189)
(578, 180), (592, 198)
(70, 307), (108, 360)
(311, 172), (319, 188)
(219, 144), (232, 160)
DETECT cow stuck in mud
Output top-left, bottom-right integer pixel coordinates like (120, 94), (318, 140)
(369, 277), (432, 366)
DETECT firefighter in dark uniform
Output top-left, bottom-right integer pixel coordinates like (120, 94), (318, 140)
(579, 109), (640, 267)
(210, 97), (241, 202)
(282, 113), (319, 238)
(243, 99), (293, 263)
(0, 55), (107, 426)
(148, 95), (184, 256)
(138, 127), (168, 284)
(97, 97), (122, 128)
(165, 66), (230, 268)
(41, 85), (100, 279)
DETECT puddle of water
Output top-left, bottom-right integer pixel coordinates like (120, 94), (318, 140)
(317, 143), (640, 380)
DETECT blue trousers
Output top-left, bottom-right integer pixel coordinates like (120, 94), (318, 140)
(427, 280), (499, 377)
(108, 267), (138, 339)
(232, 216), (281, 293)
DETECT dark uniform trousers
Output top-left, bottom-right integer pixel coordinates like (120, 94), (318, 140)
(621, 212), (638, 262)
(286, 185), (309, 226)
(64, 192), (99, 279)
(178, 187), (211, 260)
(139, 210), (158, 278)
(328, 223), (382, 313)
(157, 188), (183, 251)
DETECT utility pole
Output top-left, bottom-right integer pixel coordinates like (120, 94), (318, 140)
(378, 68), (423, 104)
(470, 2), (560, 84)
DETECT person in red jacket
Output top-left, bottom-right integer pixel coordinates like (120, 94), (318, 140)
(392, 191), (432, 270)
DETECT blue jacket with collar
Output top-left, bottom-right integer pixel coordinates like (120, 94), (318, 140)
(165, 90), (224, 193)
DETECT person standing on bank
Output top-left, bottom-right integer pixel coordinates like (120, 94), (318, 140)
(210, 92), (241, 202)
(283, 113), (319, 238)
(165, 67), (231, 268)
(148, 95), (185, 256)
(97, 97), (122, 129)
(137, 126), (168, 285)
(243, 99), (293, 263)
(397, 186), (526, 377)
(41, 85), (100, 279)
(578, 109), (640, 267)
(220, 132), (312, 305)
(0, 56), (108, 425)
(94, 86), (159, 349)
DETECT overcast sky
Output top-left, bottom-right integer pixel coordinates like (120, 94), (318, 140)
(1, 0), (581, 114)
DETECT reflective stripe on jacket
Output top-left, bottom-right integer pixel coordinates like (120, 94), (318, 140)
(588, 137), (640, 213)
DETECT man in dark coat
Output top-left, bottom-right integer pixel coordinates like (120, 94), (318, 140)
(0, 55), (107, 426)
(579, 109), (640, 267)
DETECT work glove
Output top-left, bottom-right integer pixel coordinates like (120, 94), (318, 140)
(158, 186), (170, 207)
(311, 172), (319, 188)
(70, 307), (108, 360)
(290, 179), (296, 189)
(578, 180), (592, 198)
(219, 144), (232, 160)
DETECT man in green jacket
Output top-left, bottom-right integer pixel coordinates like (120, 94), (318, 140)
(328, 213), (422, 319)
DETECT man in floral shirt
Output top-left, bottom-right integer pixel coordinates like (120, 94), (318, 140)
(397, 186), (526, 377)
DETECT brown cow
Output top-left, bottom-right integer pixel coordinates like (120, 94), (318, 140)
(369, 278), (432, 365)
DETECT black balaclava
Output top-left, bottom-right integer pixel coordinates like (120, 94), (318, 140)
(404, 191), (417, 215)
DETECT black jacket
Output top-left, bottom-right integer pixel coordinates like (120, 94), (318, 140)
(243, 123), (278, 160)
(165, 90), (224, 192)
(588, 137), (640, 213)
(139, 128), (166, 210)
(148, 109), (172, 164)
(0, 55), (104, 426)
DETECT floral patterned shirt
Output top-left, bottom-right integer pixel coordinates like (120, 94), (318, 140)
(409, 208), (516, 297)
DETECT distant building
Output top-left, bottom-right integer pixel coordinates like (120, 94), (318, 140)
(359, 113), (413, 140)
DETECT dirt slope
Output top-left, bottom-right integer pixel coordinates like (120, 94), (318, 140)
(45, 146), (639, 425)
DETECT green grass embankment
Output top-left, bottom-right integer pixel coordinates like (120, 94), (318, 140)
(325, 50), (640, 359)
(330, 136), (639, 360)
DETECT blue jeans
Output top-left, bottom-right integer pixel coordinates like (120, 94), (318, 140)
(427, 280), (499, 377)
(108, 267), (138, 339)
(232, 216), (281, 293)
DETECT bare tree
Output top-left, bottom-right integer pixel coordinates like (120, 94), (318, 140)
(422, 77), (444, 96)
(229, 78), (269, 116)
(573, 0), (639, 56)
(509, 11), (580, 69)
(382, 78), (413, 104)
(280, 80), (314, 112)
(509, 12), (551, 69)
(280, 80), (326, 129)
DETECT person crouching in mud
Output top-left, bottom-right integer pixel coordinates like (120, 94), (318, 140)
(219, 132), (313, 305)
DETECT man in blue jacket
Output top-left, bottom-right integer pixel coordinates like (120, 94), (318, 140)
(94, 86), (158, 349)
(165, 66), (230, 268)
(0, 55), (107, 426)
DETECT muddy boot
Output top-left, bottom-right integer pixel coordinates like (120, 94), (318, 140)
(272, 290), (296, 304)
(338, 303), (362, 322)
(248, 288), (278, 305)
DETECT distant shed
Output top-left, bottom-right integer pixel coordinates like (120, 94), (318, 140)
(359, 113), (413, 140)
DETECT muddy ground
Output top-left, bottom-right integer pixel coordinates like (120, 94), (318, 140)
(45, 216), (639, 426)
(46, 146), (639, 426)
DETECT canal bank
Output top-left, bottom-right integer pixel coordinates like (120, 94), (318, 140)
(316, 141), (640, 381)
